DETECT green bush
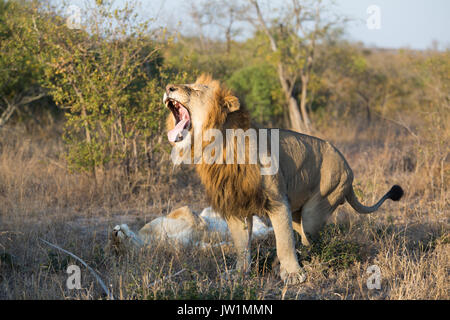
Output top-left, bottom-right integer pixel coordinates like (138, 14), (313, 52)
(0, 0), (48, 127)
(37, 1), (187, 177)
(227, 65), (284, 126)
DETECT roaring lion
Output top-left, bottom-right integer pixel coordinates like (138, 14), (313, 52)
(164, 74), (404, 284)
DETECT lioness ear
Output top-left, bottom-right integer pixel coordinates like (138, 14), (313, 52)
(224, 95), (240, 112)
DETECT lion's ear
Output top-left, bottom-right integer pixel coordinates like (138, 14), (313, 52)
(224, 95), (240, 112)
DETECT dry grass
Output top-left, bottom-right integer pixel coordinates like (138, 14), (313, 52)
(0, 119), (448, 300)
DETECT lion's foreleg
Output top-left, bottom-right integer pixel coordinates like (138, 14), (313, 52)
(268, 199), (306, 284)
(226, 214), (253, 274)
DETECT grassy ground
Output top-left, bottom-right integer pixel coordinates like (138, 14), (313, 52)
(0, 120), (448, 300)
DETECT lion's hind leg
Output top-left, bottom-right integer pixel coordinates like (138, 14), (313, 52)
(292, 209), (309, 246)
(298, 193), (337, 246)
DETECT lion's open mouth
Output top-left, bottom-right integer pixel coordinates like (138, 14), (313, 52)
(166, 99), (191, 143)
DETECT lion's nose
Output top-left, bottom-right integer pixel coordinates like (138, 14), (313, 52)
(166, 84), (178, 94)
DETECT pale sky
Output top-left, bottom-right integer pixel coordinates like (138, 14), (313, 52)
(63, 0), (450, 50)
(334, 0), (450, 50)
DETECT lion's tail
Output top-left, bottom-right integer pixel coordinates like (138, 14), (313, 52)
(345, 185), (404, 214)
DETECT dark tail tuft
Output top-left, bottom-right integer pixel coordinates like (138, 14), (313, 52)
(388, 185), (404, 201)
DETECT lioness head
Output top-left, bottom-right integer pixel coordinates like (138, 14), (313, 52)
(164, 74), (240, 145)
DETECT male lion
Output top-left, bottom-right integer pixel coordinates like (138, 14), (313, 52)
(164, 74), (404, 284)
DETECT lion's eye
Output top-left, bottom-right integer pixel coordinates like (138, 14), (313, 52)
(192, 85), (208, 92)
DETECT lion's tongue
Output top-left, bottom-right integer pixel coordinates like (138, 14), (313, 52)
(167, 106), (190, 142)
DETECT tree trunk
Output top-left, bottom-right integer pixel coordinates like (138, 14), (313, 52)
(81, 105), (97, 183)
(225, 28), (231, 55)
(300, 75), (312, 134)
(366, 102), (371, 124)
(357, 92), (371, 125)
(277, 65), (305, 133)
(287, 96), (305, 133)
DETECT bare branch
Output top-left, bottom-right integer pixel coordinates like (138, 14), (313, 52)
(0, 99), (18, 128)
(17, 91), (46, 106)
(249, 0), (278, 52)
(40, 238), (115, 300)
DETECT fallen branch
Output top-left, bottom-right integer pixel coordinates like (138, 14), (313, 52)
(40, 238), (114, 300)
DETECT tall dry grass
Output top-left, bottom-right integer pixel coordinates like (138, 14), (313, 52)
(0, 117), (448, 300)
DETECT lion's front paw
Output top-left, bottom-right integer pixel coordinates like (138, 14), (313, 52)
(280, 268), (306, 285)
